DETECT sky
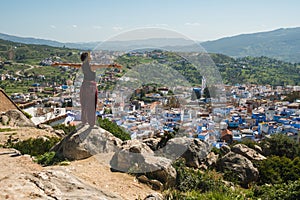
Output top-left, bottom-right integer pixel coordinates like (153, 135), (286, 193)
(0, 0), (300, 43)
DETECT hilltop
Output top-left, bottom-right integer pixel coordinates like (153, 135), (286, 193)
(1, 27), (300, 62)
(201, 27), (300, 63)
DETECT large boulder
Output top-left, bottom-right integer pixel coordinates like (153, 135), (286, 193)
(162, 137), (210, 168)
(110, 139), (154, 172)
(231, 144), (266, 161)
(218, 152), (259, 187)
(1, 109), (34, 127)
(111, 139), (176, 188)
(52, 125), (122, 160)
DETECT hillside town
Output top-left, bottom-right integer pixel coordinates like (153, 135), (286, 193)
(1, 50), (299, 148)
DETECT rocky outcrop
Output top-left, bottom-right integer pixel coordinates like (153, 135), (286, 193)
(52, 125), (122, 160)
(0, 169), (122, 200)
(143, 138), (161, 151)
(162, 137), (210, 168)
(220, 145), (231, 155)
(0, 109), (34, 127)
(231, 144), (266, 161)
(111, 139), (176, 188)
(218, 152), (259, 187)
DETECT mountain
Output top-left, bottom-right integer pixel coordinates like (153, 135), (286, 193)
(1, 27), (300, 62)
(201, 27), (300, 63)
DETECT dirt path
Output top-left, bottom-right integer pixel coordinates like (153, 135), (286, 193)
(50, 154), (158, 200)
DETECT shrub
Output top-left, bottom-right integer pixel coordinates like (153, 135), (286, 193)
(172, 159), (228, 193)
(52, 124), (76, 135)
(253, 179), (300, 200)
(35, 151), (66, 166)
(7, 136), (61, 156)
(260, 134), (299, 159)
(257, 156), (300, 185)
(97, 117), (130, 141)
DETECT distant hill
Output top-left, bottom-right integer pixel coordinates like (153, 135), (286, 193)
(1, 27), (300, 62)
(201, 27), (300, 63)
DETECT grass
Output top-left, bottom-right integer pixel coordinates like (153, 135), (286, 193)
(0, 128), (14, 132)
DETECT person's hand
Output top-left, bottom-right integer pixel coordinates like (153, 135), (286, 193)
(110, 63), (122, 69)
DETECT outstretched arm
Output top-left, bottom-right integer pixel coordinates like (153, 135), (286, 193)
(51, 62), (122, 70)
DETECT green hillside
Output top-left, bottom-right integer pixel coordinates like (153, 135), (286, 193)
(201, 27), (300, 63)
(0, 39), (80, 64)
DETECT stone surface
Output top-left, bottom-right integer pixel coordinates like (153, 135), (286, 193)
(111, 139), (176, 188)
(0, 169), (122, 200)
(52, 125), (122, 160)
(205, 152), (219, 167)
(218, 152), (259, 187)
(38, 124), (54, 132)
(0, 115), (9, 125)
(1, 109), (34, 127)
(143, 138), (161, 151)
(163, 137), (210, 168)
(231, 144), (266, 161)
(220, 145), (231, 155)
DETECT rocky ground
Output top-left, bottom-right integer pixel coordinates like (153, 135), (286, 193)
(0, 127), (159, 200)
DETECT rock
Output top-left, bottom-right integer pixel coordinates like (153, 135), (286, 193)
(52, 125), (122, 160)
(0, 115), (9, 125)
(54, 129), (65, 137)
(163, 137), (210, 168)
(2, 109), (34, 127)
(143, 154), (177, 188)
(38, 124), (54, 132)
(0, 169), (122, 200)
(205, 152), (219, 167)
(218, 152), (259, 187)
(143, 138), (161, 151)
(149, 179), (163, 191)
(144, 193), (164, 200)
(220, 145), (231, 155)
(110, 139), (154, 172)
(111, 139), (176, 188)
(254, 145), (263, 154)
(231, 144), (266, 161)
(138, 175), (149, 184)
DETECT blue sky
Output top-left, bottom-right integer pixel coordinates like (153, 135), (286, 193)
(1, 0), (299, 42)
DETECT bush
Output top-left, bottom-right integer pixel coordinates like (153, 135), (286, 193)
(257, 156), (300, 185)
(253, 179), (300, 200)
(172, 159), (228, 193)
(97, 117), (130, 141)
(260, 134), (299, 159)
(7, 136), (61, 156)
(52, 124), (76, 135)
(35, 151), (66, 166)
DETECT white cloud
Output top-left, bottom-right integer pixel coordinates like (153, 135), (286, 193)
(112, 26), (123, 31)
(50, 25), (56, 29)
(185, 22), (201, 26)
(72, 25), (78, 28)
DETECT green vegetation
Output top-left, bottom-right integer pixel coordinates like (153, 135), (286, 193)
(52, 124), (76, 135)
(0, 39), (80, 64)
(164, 159), (250, 199)
(164, 134), (300, 199)
(97, 117), (131, 141)
(0, 128), (14, 132)
(35, 151), (66, 166)
(6, 136), (61, 156)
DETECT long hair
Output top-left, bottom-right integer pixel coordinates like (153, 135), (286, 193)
(80, 52), (89, 62)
